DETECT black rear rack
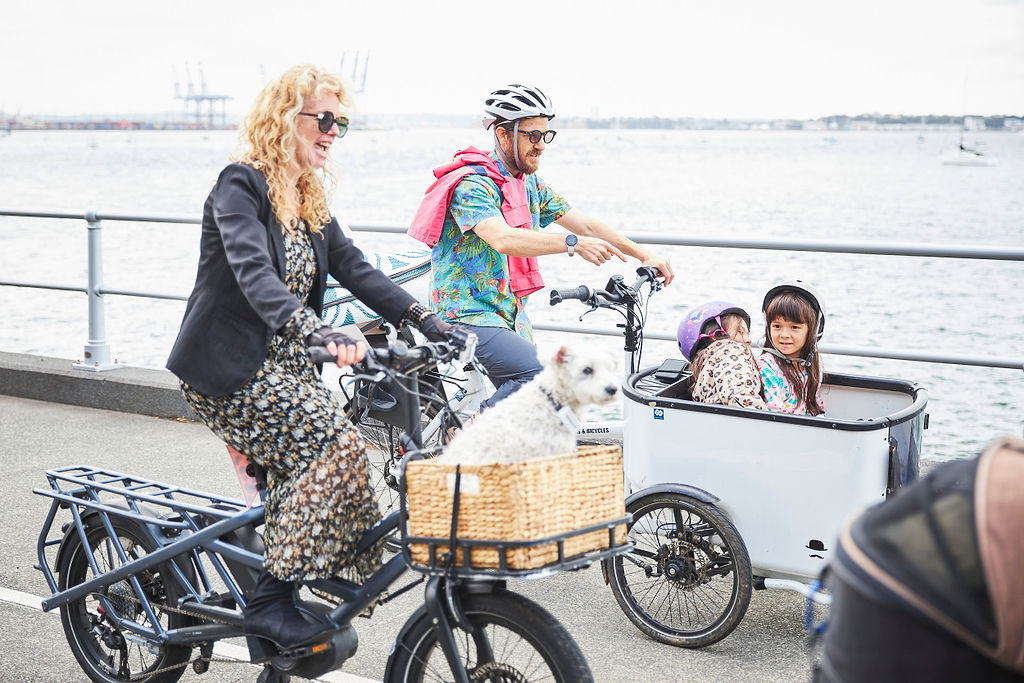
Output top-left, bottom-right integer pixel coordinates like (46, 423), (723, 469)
(33, 465), (261, 613)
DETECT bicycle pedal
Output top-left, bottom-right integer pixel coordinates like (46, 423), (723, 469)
(201, 590), (237, 610)
(279, 640), (331, 660)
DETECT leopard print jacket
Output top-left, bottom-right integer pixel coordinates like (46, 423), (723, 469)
(691, 339), (766, 410)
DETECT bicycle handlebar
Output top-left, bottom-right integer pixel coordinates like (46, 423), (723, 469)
(549, 285), (594, 305)
(549, 266), (663, 309)
(308, 327), (477, 375)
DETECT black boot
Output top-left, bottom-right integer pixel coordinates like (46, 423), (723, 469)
(244, 570), (333, 660)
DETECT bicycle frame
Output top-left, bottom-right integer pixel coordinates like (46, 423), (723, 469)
(35, 466), (403, 638)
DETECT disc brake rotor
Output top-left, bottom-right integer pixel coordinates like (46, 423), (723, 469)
(469, 662), (528, 683)
(661, 539), (708, 587)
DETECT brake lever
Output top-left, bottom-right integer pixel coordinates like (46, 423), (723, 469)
(578, 305), (599, 323)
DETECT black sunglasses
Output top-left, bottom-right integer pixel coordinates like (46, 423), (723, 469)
(299, 111), (349, 136)
(517, 129), (556, 144)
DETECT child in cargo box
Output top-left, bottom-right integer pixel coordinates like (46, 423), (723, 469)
(677, 302), (766, 410)
(759, 281), (826, 416)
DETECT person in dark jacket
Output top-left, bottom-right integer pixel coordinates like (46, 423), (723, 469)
(167, 64), (449, 657)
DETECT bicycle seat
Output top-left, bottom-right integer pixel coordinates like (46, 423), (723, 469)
(226, 445), (266, 506)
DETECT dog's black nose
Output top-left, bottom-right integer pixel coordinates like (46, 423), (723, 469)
(605, 385), (618, 396)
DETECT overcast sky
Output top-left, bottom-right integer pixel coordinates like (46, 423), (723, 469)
(3, 0), (1022, 120)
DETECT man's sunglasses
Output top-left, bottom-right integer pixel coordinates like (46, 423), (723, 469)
(299, 111), (349, 136)
(517, 129), (557, 144)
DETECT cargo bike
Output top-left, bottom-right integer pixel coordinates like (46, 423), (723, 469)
(549, 267), (929, 648)
(32, 331), (631, 683)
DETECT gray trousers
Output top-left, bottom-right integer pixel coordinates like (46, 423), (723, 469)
(463, 324), (543, 410)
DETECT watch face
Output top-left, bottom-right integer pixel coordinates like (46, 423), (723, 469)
(565, 234), (579, 246)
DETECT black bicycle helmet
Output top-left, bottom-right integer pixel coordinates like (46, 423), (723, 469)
(762, 279), (825, 341)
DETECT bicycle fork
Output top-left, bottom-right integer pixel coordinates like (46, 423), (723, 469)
(422, 576), (502, 683)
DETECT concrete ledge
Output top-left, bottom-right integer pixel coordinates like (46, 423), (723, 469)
(0, 352), (195, 420)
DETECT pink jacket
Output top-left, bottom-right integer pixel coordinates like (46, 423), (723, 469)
(408, 147), (544, 297)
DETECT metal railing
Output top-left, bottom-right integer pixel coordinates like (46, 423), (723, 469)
(1, 209), (1023, 372)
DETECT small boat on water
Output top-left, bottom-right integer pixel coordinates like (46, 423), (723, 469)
(942, 86), (998, 166)
(942, 142), (998, 166)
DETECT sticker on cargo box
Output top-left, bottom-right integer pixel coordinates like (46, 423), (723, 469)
(447, 472), (480, 494)
(653, 408), (665, 420)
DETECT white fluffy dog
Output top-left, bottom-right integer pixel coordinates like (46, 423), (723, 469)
(437, 345), (619, 465)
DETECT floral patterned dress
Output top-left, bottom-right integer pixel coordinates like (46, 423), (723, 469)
(181, 225), (383, 583)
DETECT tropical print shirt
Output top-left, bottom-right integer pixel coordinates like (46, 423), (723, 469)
(429, 152), (570, 343)
(759, 352), (825, 415)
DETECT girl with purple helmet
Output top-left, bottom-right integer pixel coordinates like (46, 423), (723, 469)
(678, 301), (766, 410)
(759, 281), (826, 416)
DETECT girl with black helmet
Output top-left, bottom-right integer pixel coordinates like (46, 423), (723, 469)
(678, 301), (766, 410)
(759, 281), (825, 416)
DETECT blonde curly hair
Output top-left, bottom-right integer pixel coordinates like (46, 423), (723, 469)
(234, 65), (349, 237)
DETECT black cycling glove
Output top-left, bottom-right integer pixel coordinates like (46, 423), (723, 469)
(307, 325), (357, 350)
(403, 303), (454, 342)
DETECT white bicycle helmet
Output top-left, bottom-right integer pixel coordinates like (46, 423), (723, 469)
(482, 83), (556, 176)
(482, 83), (555, 130)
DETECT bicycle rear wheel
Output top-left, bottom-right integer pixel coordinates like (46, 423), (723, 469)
(605, 492), (752, 648)
(385, 590), (593, 683)
(58, 518), (194, 683)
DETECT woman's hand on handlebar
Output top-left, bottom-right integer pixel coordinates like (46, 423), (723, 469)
(574, 236), (628, 266)
(307, 326), (366, 367)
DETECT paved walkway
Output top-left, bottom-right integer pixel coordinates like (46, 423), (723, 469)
(0, 394), (819, 682)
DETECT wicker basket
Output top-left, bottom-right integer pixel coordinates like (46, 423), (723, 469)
(403, 445), (627, 570)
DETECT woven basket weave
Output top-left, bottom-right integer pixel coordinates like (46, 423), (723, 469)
(404, 445), (627, 570)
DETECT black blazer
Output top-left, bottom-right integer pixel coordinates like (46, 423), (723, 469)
(167, 163), (416, 396)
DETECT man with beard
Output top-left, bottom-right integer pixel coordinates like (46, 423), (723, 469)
(409, 83), (674, 410)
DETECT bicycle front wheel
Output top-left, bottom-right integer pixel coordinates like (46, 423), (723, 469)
(385, 590), (593, 683)
(606, 492), (752, 648)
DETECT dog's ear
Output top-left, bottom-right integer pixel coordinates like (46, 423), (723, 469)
(553, 346), (570, 365)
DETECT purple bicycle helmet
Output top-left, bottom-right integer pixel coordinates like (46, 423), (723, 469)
(677, 301), (751, 360)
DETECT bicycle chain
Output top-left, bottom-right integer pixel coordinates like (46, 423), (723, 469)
(90, 587), (250, 681)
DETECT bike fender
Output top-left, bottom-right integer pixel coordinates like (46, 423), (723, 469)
(625, 483), (720, 508)
(383, 603), (430, 680)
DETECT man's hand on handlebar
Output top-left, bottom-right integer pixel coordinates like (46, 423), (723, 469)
(640, 254), (674, 286)
(307, 326), (367, 367)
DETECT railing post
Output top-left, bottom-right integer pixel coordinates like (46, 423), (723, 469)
(74, 210), (118, 371)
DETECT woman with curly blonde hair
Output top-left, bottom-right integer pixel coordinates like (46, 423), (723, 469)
(167, 65), (452, 658)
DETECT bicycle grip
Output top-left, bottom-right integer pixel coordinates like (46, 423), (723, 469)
(550, 285), (593, 306)
(308, 346), (337, 364)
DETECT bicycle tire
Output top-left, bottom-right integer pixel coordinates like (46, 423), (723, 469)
(384, 590), (593, 683)
(605, 492), (752, 648)
(58, 517), (194, 683)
